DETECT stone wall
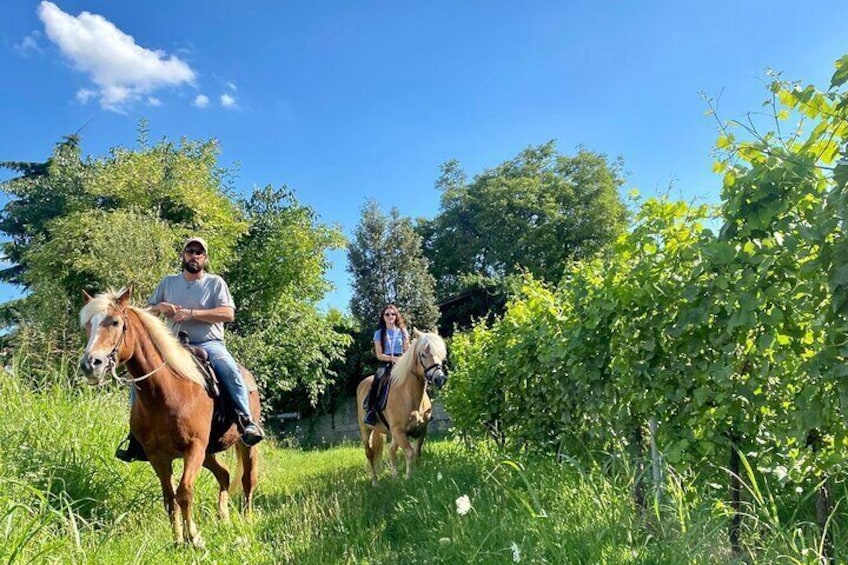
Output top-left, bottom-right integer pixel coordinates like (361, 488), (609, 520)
(274, 397), (451, 447)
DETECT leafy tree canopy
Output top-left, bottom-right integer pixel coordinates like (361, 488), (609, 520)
(347, 200), (439, 332)
(418, 142), (629, 299)
(0, 128), (350, 413)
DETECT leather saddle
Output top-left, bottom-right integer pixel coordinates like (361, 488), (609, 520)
(177, 331), (237, 453)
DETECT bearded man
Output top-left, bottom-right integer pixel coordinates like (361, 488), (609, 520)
(115, 236), (264, 462)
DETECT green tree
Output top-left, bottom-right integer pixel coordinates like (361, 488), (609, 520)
(0, 132), (353, 415)
(226, 185), (350, 409)
(0, 134), (91, 287)
(0, 132), (247, 364)
(347, 200), (439, 331)
(419, 142), (629, 299)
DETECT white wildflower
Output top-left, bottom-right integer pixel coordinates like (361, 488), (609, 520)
(511, 541), (521, 562)
(437, 471), (443, 481)
(455, 494), (471, 516)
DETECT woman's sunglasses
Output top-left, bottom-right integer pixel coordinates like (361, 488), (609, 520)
(384, 312), (397, 318)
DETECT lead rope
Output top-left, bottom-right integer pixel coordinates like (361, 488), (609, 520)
(115, 360), (168, 388)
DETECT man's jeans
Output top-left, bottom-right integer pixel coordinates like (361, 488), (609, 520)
(130, 339), (253, 421)
(196, 340), (253, 420)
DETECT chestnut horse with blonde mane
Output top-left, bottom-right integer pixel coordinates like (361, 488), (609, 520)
(79, 288), (260, 547)
(356, 330), (447, 486)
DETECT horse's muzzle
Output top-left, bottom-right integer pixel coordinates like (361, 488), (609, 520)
(80, 353), (109, 385)
(431, 369), (447, 389)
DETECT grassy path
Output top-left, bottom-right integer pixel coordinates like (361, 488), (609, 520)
(1, 371), (815, 563)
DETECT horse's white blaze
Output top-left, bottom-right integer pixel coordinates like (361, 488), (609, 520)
(85, 312), (106, 354)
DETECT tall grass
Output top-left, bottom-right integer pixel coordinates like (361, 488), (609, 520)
(1, 353), (843, 563)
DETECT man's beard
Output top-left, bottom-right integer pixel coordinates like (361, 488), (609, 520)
(182, 259), (203, 274)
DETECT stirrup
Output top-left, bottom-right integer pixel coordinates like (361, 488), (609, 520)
(363, 410), (378, 426)
(241, 421), (264, 447)
(115, 434), (147, 463)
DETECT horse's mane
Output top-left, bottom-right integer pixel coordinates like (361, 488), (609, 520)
(390, 331), (446, 387)
(80, 290), (206, 387)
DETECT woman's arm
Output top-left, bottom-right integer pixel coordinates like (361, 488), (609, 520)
(374, 339), (395, 363)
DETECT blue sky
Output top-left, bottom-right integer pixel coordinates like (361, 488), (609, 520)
(1, 1), (846, 311)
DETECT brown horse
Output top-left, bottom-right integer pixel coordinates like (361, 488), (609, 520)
(356, 330), (447, 486)
(78, 288), (260, 547)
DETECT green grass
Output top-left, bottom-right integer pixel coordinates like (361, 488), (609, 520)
(0, 368), (840, 564)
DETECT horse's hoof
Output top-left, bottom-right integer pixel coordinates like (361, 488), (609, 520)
(190, 535), (205, 549)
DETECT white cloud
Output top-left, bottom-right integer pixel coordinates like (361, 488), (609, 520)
(147, 96), (162, 107)
(193, 94), (209, 108)
(221, 93), (236, 108)
(76, 88), (96, 104)
(37, 1), (195, 111)
(14, 32), (43, 56)
(226, 81), (237, 91)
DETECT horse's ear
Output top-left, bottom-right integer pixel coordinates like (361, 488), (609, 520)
(412, 327), (422, 339)
(116, 286), (132, 306)
(82, 290), (93, 304)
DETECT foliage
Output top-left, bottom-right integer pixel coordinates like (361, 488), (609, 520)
(444, 54), (848, 556)
(228, 300), (351, 411)
(225, 185), (350, 411)
(419, 142), (629, 299)
(228, 185), (344, 314)
(0, 132), (246, 351)
(347, 200), (439, 331)
(0, 134), (90, 287)
(0, 130), (350, 412)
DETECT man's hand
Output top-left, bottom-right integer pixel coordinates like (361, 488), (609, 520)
(173, 307), (193, 323)
(154, 302), (180, 318)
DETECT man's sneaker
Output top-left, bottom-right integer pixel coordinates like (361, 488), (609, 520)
(363, 409), (378, 426)
(241, 422), (264, 446)
(115, 433), (147, 463)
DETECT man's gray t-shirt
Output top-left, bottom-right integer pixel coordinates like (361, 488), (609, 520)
(147, 273), (236, 344)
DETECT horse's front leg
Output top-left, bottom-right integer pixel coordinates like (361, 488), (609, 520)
(149, 457), (182, 544)
(176, 443), (207, 548)
(390, 430), (416, 479)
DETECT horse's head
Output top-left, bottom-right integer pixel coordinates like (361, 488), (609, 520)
(79, 287), (133, 386)
(414, 329), (448, 390)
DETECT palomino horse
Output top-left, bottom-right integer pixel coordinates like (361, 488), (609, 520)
(78, 288), (260, 547)
(356, 330), (447, 486)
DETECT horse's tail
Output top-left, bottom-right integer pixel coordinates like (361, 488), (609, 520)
(368, 429), (384, 461)
(229, 448), (244, 496)
(229, 442), (259, 498)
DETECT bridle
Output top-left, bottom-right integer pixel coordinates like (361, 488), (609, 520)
(417, 350), (445, 387)
(92, 307), (167, 386)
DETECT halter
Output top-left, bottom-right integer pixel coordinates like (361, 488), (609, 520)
(418, 350), (444, 386)
(98, 310), (127, 382)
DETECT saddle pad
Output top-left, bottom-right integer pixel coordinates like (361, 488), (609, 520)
(375, 375), (392, 412)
